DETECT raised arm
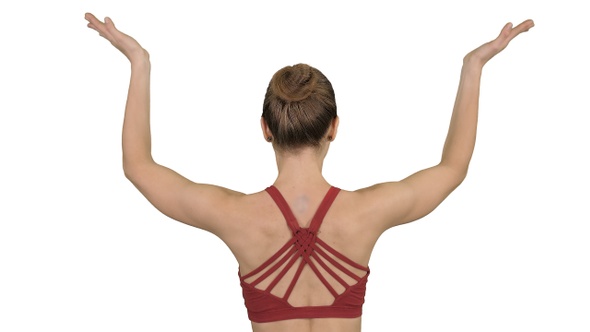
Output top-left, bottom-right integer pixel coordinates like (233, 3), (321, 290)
(85, 13), (242, 234)
(361, 20), (534, 232)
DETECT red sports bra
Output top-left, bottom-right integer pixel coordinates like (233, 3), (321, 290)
(239, 186), (370, 323)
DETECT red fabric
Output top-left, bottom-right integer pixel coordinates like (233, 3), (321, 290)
(239, 186), (370, 323)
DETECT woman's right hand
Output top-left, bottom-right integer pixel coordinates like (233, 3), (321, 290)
(85, 13), (149, 64)
(464, 19), (534, 68)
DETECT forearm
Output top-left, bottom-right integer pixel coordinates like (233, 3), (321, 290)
(122, 56), (153, 173)
(440, 61), (483, 175)
(439, 19), (534, 174)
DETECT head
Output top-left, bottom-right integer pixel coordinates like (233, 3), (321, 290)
(261, 64), (338, 153)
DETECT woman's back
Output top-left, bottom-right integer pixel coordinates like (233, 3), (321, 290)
(227, 186), (378, 332)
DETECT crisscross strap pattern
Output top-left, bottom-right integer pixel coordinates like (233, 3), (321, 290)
(239, 186), (370, 323)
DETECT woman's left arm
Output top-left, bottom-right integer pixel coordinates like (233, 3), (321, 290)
(85, 13), (243, 234)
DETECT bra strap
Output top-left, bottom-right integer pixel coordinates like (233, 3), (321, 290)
(265, 186), (341, 233)
(265, 186), (300, 232)
(309, 187), (340, 232)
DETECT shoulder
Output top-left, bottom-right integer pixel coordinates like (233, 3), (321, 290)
(214, 188), (283, 238)
(330, 183), (413, 235)
(342, 165), (466, 233)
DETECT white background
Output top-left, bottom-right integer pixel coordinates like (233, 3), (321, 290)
(1, 0), (588, 331)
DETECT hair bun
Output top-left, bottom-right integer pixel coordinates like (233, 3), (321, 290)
(262, 63), (337, 149)
(271, 64), (318, 102)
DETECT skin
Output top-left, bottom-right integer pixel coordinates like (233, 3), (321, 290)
(85, 13), (533, 332)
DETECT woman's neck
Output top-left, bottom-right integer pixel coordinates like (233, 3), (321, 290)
(273, 147), (329, 190)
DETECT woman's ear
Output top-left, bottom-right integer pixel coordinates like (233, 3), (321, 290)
(260, 117), (273, 142)
(327, 116), (339, 141)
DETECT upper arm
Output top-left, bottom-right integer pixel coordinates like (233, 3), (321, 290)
(124, 161), (243, 235)
(358, 163), (467, 232)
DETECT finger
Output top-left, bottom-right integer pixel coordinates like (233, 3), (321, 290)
(493, 22), (511, 41)
(85, 13), (122, 37)
(510, 19), (535, 37)
(85, 13), (118, 42)
(102, 17), (125, 42)
(105, 17), (115, 28)
(87, 24), (107, 39)
(103, 17), (121, 36)
(87, 24), (108, 39)
(501, 22), (513, 37)
(85, 13), (107, 34)
(504, 20), (534, 41)
(84, 13), (103, 27)
(496, 19), (534, 46)
(87, 22), (104, 32)
(87, 24), (109, 40)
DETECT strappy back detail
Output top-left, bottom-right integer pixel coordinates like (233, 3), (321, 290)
(239, 186), (370, 323)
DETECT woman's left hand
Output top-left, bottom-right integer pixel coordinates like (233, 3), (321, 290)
(85, 13), (149, 64)
(464, 19), (534, 68)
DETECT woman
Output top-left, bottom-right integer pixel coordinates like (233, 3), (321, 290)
(85, 13), (533, 332)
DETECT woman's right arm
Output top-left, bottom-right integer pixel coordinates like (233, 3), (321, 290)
(360, 20), (534, 232)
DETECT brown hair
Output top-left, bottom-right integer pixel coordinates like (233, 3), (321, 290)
(262, 64), (337, 150)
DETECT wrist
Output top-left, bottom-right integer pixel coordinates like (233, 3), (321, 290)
(463, 53), (484, 68)
(461, 56), (483, 76)
(129, 49), (151, 68)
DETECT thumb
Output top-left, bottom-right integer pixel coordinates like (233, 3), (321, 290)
(104, 17), (116, 30)
(498, 22), (513, 39)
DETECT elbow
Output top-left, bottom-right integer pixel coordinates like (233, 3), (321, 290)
(122, 158), (151, 184)
(123, 163), (139, 183)
(123, 165), (134, 181)
(439, 161), (469, 189)
(454, 168), (468, 188)
(454, 165), (470, 189)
